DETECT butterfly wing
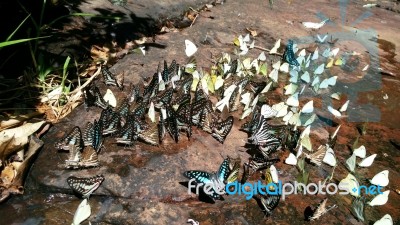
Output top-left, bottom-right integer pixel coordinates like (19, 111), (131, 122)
(211, 116), (234, 143)
(184, 171), (212, 184)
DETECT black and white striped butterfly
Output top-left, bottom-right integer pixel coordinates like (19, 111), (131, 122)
(55, 126), (83, 151)
(248, 117), (281, 147)
(283, 40), (299, 67)
(305, 145), (328, 166)
(211, 116), (234, 143)
(102, 65), (117, 86)
(115, 115), (136, 145)
(245, 157), (280, 174)
(259, 193), (280, 216)
(82, 122), (94, 146)
(309, 198), (337, 221)
(138, 123), (159, 146)
(67, 175), (104, 199)
(91, 85), (108, 109)
(92, 120), (103, 152)
(184, 158), (230, 200)
(65, 145), (99, 169)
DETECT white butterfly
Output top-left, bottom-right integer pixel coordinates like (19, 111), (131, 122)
(322, 48), (331, 58)
(269, 68), (279, 83)
(214, 76), (224, 90)
(269, 165), (279, 183)
(270, 39), (281, 54)
(370, 170), (389, 187)
(323, 147), (337, 166)
(284, 83), (298, 95)
(331, 92), (341, 100)
(240, 92), (251, 109)
(362, 64), (369, 72)
(285, 153), (297, 165)
(331, 48), (340, 57)
(272, 60), (281, 70)
(302, 113), (316, 126)
(148, 102), (155, 123)
(185, 39), (198, 57)
(353, 145), (366, 158)
(279, 62), (289, 73)
(301, 71), (310, 83)
(296, 145), (303, 158)
(286, 92), (299, 107)
(289, 70), (298, 84)
(314, 63), (325, 75)
(317, 34), (328, 43)
(327, 100), (350, 118)
(358, 154), (377, 167)
(345, 153), (356, 172)
(258, 51), (267, 61)
(261, 104), (277, 118)
(302, 19), (329, 29)
(373, 214), (393, 225)
(312, 47), (319, 60)
(261, 81), (272, 94)
(103, 89), (117, 107)
(339, 100), (350, 112)
(300, 125), (312, 151)
(339, 173), (360, 197)
(72, 199), (91, 225)
(301, 100), (314, 113)
(319, 76), (337, 89)
(272, 102), (288, 118)
(368, 190), (390, 206)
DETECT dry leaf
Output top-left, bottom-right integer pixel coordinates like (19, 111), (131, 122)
(0, 121), (45, 162)
(246, 28), (258, 37)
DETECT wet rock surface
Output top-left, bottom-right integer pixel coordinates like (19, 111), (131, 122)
(1, 0), (400, 224)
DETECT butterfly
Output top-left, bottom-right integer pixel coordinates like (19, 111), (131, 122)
(166, 106), (180, 142)
(67, 175), (104, 199)
(83, 86), (96, 110)
(115, 116), (136, 145)
(305, 145), (328, 166)
(259, 193), (280, 216)
(128, 84), (141, 103)
(92, 119), (103, 152)
(184, 158), (230, 200)
(138, 123), (160, 146)
(185, 39), (197, 57)
(248, 117), (281, 147)
(351, 197), (365, 222)
(309, 198), (337, 221)
(226, 157), (241, 184)
(283, 40), (300, 67)
(154, 89), (174, 109)
(143, 73), (158, 98)
(102, 65), (117, 86)
(191, 99), (207, 126)
(91, 86), (108, 109)
(246, 157), (280, 174)
(211, 116), (234, 143)
(132, 102), (147, 118)
(82, 122), (94, 146)
(228, 86), (241, 112)
(55, 126), (83, 151)
(65, 145), (99, 169)
(241, 109), (261, 134)
(72, 199), (91, 225)
(116, 98), (130, 119)
(199, 101), (215, 133)
(176, 102), (193, 139)
(102, 111), (121, 135)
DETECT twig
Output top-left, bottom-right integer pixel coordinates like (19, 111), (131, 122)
(247, 44), (283, 56)
(68, 66), (101, 96)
